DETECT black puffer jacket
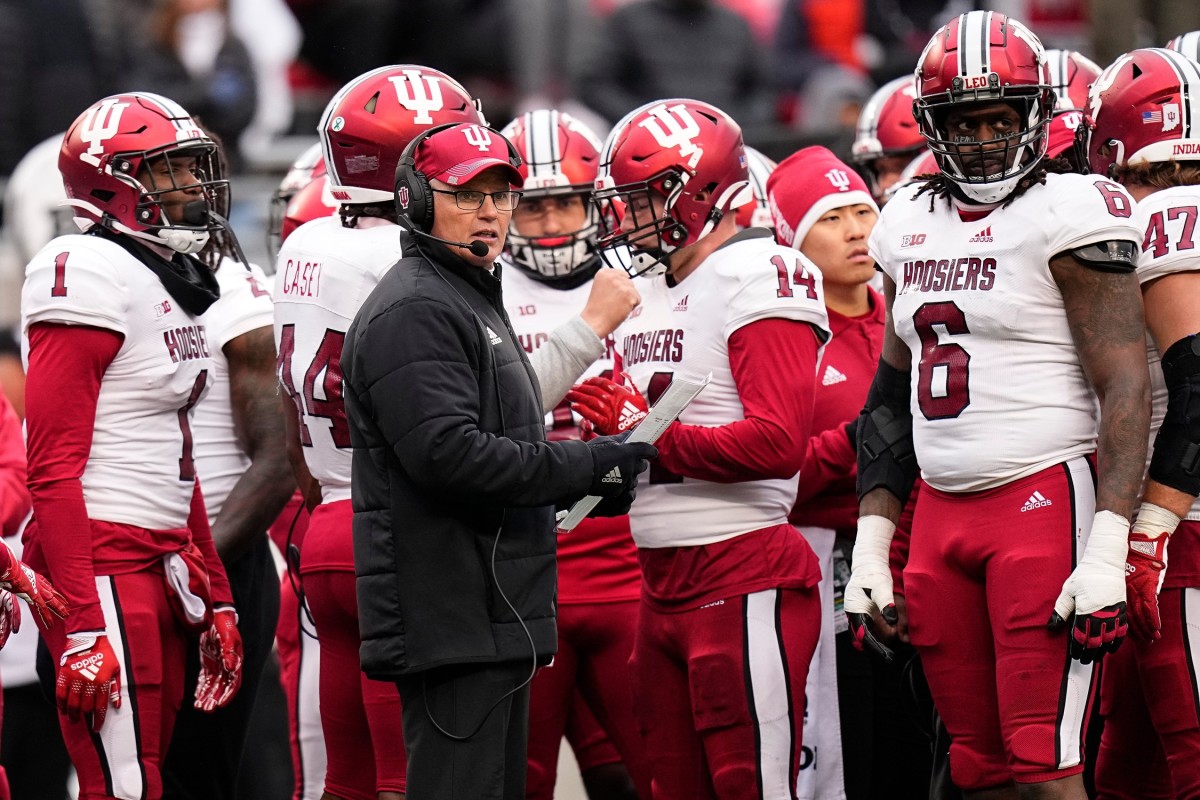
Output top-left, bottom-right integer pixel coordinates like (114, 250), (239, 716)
(342, 238), (595, 679)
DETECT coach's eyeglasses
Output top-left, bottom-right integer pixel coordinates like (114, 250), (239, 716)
(431, 189), (523, 211)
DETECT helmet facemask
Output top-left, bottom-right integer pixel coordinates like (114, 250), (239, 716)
(507, 188), (600, 280)
(593, 169), (693, 277)
(918, 91), (1052, 203)
(116, 141), (227, 254)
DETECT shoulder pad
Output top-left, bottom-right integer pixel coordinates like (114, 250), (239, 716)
(1070, 240), (1138, 273)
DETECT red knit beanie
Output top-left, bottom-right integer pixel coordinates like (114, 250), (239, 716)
(766, 146), (877, 249)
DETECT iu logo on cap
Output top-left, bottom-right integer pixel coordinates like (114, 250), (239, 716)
(825, 169), (851, 191)
(463, 125), (493, 152)
(397, 185), (410, 208)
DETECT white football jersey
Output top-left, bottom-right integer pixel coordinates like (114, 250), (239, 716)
(1135, 186), (1200, 521)
(21, 234), (213, 530)
(616, 231), (831, 548)
(871, 173), (1141, 492)
(193, 257), (275, 521)
(272, 216), (403, 502)
(501, 260), (615, 430)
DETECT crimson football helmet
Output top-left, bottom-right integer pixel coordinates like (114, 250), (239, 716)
(914, 11), (1055, 203)
(267, 142), (325, 261)
(735, 146), (777, 230)
(1086, 47), (1200, 178)
(1165, 31), (1200, 63)
(852, 76), (924, 199)
(593, 99), (751, 277)
(1044, 49), (1102, 113)
(1046, 109), (1087, 169)
(500, 109), (604, 280)
(58, 92), (226, 254)
(319, 65), (485, 204)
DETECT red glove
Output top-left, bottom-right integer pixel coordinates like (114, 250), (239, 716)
(195, 607), (243, 712)
(566, 376), (648, 436)
(1125, 503), (1177, 642)
(57, 632), (122, 731)
(0, 590), (18, 650)
(0, 540), (68, 629)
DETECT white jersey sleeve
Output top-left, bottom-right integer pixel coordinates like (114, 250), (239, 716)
(193, 258), (275, 521)
(716, 233), (831, 343)
(272, 216), (402, 503)
(1135, 186), (1200, 521)
(22, 234), (130, 334)
(1043, 173), (1141, 256)
(21, 234), (213, 530)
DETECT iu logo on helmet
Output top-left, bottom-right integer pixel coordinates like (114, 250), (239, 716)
(639, 104), (703, 169)
(463, 125), (493, 152)
(825, 169), (852, 191)
(389, 69), (444, 125)
(78, 98), (131, 168)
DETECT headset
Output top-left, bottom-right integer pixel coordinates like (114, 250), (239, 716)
(394, 122), (523, 246)
(393, 123), (541, 742)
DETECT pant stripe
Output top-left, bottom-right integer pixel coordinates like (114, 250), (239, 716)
(1054, 457), (1096, 770)
(746, 589), (796, 799)
(94, 576), (147, 800)
(1183, 588), (1200, 729)
(297, 602), (325, 800)
(742, 595), (765, 799)
(776, 591), (799, 797)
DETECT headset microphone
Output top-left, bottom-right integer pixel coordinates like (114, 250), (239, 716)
(405, 225), (491, 258)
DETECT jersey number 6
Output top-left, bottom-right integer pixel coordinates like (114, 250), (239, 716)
(914, 301), (971, 420)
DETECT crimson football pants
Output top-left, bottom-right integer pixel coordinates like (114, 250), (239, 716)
(276, 567), (325, 800)
(303, 569), (406, 799)
(904, 457), (1098, 791)
(630, 587), (820, 799)
(42, 570), (188, 800)
(1095, 586), (1200, 799)
(526, 598), (649, 799)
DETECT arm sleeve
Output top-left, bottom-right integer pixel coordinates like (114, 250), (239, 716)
(793, 421), (857, 507)
(349, 298), (594, 506)
(0, 392), (30, 538)
(655, 318), (818, 483)
(187, 480), (233, 606)
(24, 322), (123, 632)
(528, 315), (606, 412)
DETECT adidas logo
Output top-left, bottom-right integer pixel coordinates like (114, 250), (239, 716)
(618, 400), (644, 429)
(673, 296), (689, 312)
(968, 226), (993, 243)
(822, 365), (847, 386)
(1020, 491), (1052, 512)
(601, 466), (623, 484)
(486, 326), (502, 345)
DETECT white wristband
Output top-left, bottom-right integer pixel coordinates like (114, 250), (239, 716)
(1085, 510), (1131, 570)
(1132, 502), (1181, 538)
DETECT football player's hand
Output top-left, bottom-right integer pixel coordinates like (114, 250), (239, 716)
(567, 376), (648, 436)
(1125, 503), (1178, 642)
(57, 632), (121, 731)
(0, 541), (69, 629)
(1048, 510), (1130, 663)
(579, 267), (640, 339)
(0, 590), (19, 649)
(195, 607), (243, 712)
(844, 515), (898, 662)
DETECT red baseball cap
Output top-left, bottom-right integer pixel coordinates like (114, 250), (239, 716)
(415, 124), (523, 187)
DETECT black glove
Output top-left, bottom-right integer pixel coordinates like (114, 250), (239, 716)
(586, 436), (657, 497)
(588, 486), (638, 518)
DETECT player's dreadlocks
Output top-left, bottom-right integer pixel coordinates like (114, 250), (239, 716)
(911, 156), (1076, 211)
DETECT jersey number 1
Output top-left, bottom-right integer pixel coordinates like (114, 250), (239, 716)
(51, 252), (69, 297)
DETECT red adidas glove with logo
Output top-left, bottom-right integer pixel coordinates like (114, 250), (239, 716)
(57, 632), (122, 731)
(0, 590), (19, 650)
(566, 375), (649, 436)
(1126, 503), (1178, 642)
(195, 607), (243, 712)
